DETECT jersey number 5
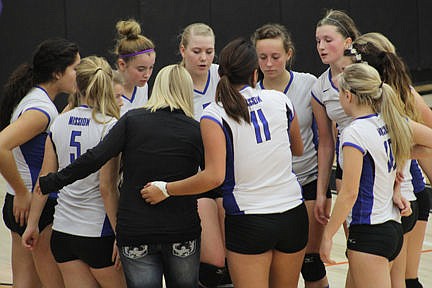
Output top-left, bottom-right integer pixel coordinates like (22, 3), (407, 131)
(251, 109), (271, 144)
(70, 130), (82, 163)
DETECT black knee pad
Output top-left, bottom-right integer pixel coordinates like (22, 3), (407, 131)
(199, 262), (225, 288)
(406, 278), (423, 288)
(301, 253), (326, 282)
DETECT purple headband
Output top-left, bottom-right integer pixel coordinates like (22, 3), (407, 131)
(119, 48), (155, 58)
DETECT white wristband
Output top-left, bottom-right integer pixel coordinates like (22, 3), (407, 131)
(152, 181), (170, 198)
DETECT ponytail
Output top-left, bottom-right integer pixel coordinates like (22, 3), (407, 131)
(76, 56), (119, 123)
(216, 75), (250, 123)
(380, 83), (412, 168)
(380, 52), (420, 122)
(216, 38), (257, 123)
(0, 64), (34, 130)
(353, 41), (420, 122)
(340, 63), (412, 169)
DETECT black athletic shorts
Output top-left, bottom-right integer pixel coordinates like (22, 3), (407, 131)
(347, 220), (403, 262)
(196, 186), (222, 199)
(225, 202), (308, 254)
(415, 189), (430, 221)
(51, 230), (116, 269)
(302, 179), (332, 201)
(335, 162), (343, 180)
(3, 193), (56, 236)
(401, 200), (418, 234)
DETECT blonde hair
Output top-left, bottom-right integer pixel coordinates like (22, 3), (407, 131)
(145, 64), (194, 118)
(179, 23), (215, 66)
(114, 19), (155, 63)
(180, 23), (215, 49)
(75, 56), (120, 122)
(355, 32), (396, 54)
(112, 69), (125, 86)
(339, 63), (412, 168)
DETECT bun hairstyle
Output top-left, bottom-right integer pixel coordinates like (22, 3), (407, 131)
(114, 19), (155, 62)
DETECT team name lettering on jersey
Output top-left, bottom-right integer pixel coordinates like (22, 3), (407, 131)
(68, 116), (90, 126)
(377, 125), (388, 136)
(247, 96), (262, 107)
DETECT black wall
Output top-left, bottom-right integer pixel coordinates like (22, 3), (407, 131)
(1, 0), (431, 93)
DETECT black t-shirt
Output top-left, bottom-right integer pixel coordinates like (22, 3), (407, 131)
(40, 107), (203, 246)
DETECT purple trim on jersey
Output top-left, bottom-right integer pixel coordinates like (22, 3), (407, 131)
(122, 86), (137, 103)
(342, 142), (365, 154)
(311, 115), (319, 151)
(35, 85), (51, 100)
(335, 134), (341, 160)
(25, 108), (51, 129)
(410, 160), (425, 193)
(311, 91), (325, 107)
(286, 105), (293, 141)
(194, 70), (211, 95)
(25, 107), (51, 129)
(258, 70), (294, 94)
(351, 152), (375, 225)
(354, 113), (378, 120)
(220, 119), (242, 215)
(200, 115), (223, 129)
(328, 69), (339, 92)
(239, 85), (249, 92)
(283, 70), (295, 94)
(101, 214), (115, 236)
(79, 105), (89, 108)
(19, 133), (58, 199)
(200, 115), (242, 214)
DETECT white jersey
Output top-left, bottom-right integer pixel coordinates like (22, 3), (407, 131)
(120, 84), (148, 115)
(339, 114), (400, 226)
(7, 86), (58, 197)
(50, 106), (117, 237)
(400, 160), (416, 201)
(311, 68), (352, 132)
(257, 71), (318, 185)
(193, 64), (220, 121)
(202, 86), (303, 215)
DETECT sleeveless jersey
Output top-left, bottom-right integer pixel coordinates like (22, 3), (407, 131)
(50, 106), (117, 237)
(339, 114), (400, 226)
(400, 160), (416, 201)
(257, 70), (318, 185)
(120, 84), (148, 115)
(311, 68), (352, 132)
(193, 64), (220, 121)
(7, 86), (58, 198)
(201, 86), (303, 215)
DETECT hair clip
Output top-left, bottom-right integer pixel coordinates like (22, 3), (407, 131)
(344, 47), (362, 62)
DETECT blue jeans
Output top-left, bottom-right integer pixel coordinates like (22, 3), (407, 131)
(119, 238), (200, 288)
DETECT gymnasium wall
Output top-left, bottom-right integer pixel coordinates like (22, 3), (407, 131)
(0, 0), (431, 94)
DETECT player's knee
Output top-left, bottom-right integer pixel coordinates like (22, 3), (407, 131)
(301, 253), (326, 282)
